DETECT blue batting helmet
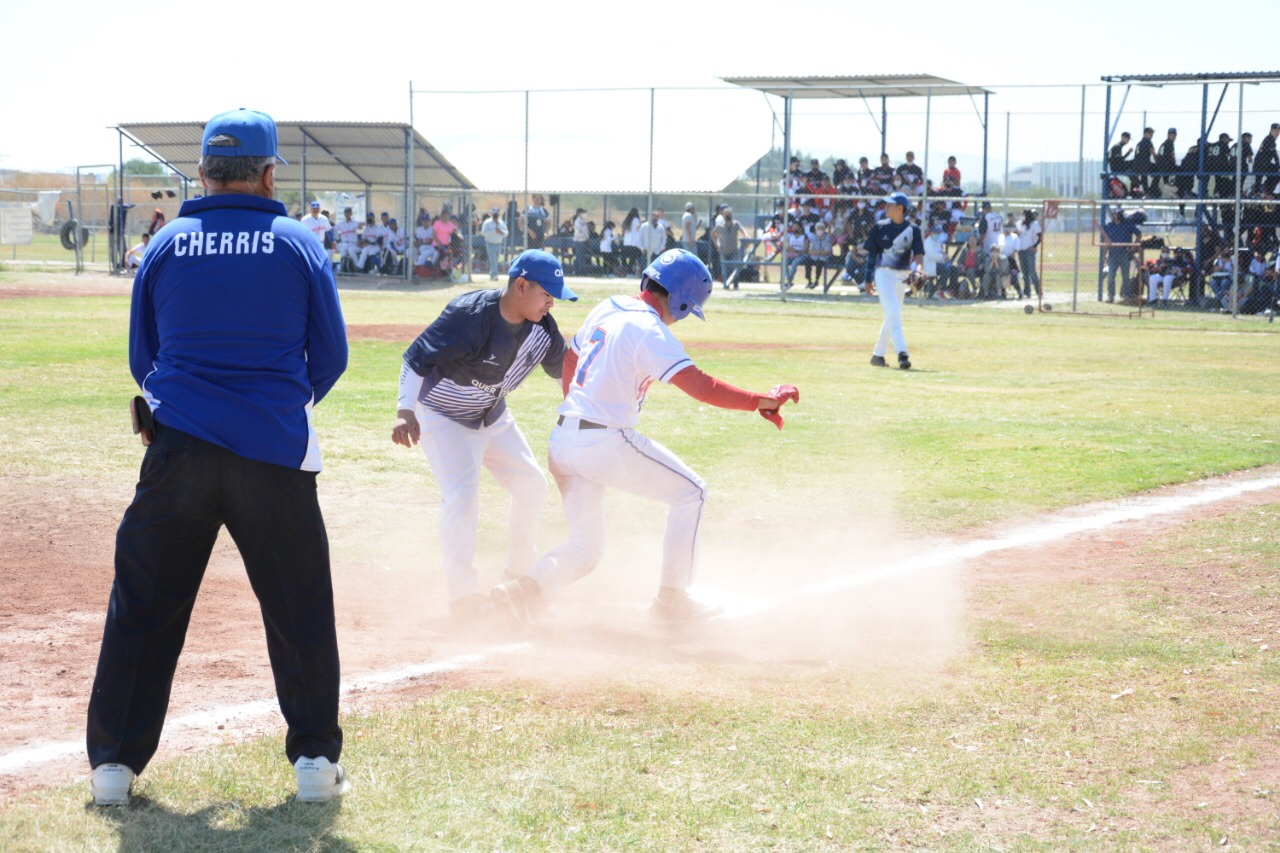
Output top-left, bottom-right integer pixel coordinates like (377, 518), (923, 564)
(642, 248), (713, 320)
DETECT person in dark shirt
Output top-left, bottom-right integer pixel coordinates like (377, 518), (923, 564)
(896, 151), (924, 183)
(872, 153), (896, 184)
(1109, 132), (1132, 175)
(832, 158), (854, 187)
(1100, 207), (1147, 302)
(1254, 123), (1280, 194)
(1206, 133), (1234, 198)
(856, 156), (873, 182)
(864, 192), (924, 369)
(1132, 128), (1156, 193)
(1154, 128), (1179, 197)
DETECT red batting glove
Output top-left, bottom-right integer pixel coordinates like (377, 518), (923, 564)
(758, 384), (800, 430)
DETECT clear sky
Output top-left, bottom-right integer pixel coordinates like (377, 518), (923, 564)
(2, 0), (1274, 190)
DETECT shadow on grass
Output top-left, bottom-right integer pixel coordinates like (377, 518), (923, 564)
(90, 793), (356, 851)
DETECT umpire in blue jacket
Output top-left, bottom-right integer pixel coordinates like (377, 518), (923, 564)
(86, 109), (351, 805)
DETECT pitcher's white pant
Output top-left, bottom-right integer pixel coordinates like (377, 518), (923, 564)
(1148, 273), (1174, 302)
(417, 406), (547, 602)
(527, 420), (707, 596)
(872, 267), (910, 357)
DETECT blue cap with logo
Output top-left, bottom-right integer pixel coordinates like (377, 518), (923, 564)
(882, 192), (911, 208)
(508, 249), (577, 301)
(201, 108), (287, 164)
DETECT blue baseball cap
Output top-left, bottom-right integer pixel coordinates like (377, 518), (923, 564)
(882, 192), (911, 208)
(201, 108), (287, 164)
(508, 249), (577, 301)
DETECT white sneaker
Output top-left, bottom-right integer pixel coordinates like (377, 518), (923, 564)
(294, 756), (350, 803)
(90, 763), (135, 806)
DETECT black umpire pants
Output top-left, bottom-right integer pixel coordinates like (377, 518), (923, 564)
(86, 425), (343, 772)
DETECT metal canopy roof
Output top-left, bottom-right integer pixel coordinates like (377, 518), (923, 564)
(116, 120), (474, 190)
(721, 74), (990, 99)
(1102, 72), (1280, 85)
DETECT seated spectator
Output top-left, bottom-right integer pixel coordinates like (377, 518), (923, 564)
(781, 220), (808, 289)
(432, 211), (459, 273)
(955, 235), (984, 298)
(1146, 248), (1178, 304)
(804, 158), (828, 187)
(1207, 248), (1238, 310)
(872, 153), (895, 184)
(897, 151), (923, 184)
(943, 156), (961, 187)
(124, 232), (151, 270)
(856, 156), (873, 182)
(832, 158), (853, 186)
(922, 225), (955, 297)
(381, 218), (406, 275)
(982, 244), (1011, 299)
(804, 222), (835, 289)
(335, 207), (361, 271)
(414, 213), (439, 269)
(356, 213), (386, 274)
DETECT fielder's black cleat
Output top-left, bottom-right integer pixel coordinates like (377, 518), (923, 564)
(898, 352), (912, 370)
(869, 355), (888, 367)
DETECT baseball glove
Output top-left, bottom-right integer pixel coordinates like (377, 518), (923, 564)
(759, 384), (800, 430)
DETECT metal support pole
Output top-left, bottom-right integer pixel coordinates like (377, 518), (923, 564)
(1099, 83), (1113, 302)
(524, 90), (530, 213)
(919, 90), (931, 308)
(1232, 82), (1245, 317)
(1194, 83), (1209, 308)
(881, 96), (887, 157)
(1074, 85), (1086, 312)
(407, 81), (416, 282)
(403, 126), (411, 282)
(647, 88), (655, 228)
(1004, 112), (1011, 213)
(982, 92), (989, 196)
(301, 132), (308, 208)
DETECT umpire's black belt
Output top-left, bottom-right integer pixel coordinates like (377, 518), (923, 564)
(557, 415), (607, 430)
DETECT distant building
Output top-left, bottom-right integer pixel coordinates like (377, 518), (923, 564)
(1030, 160), (1102, 198)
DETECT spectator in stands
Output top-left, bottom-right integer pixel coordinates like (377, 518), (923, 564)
(1255, 123), (1280, 194)
(303, 201), (329, 245)
(571, 208), (590, 274)
(832, 158), (853, 186)
(1206, 247), (1237, 310)
(897, 151), (923, 184)
(713, 207), (747, 288)
(335, 207), (361, 271)
(1238, 132), (1255, 175)
(414, 213), (438, 269)
(1254, 252), (1280, 315)
(782, 220), (807, 289)
(432, 211), (458, 273)
(1206, 133), (1234, 198)
(1146, 248), (1177, 304)
(1017, 208), (1042, 298)
(873, 153), (895, 184)
(481, 207), (508, 281)
(1108, 132), (1132, 176)
(1133, 128), (1156, 193)
(620, 207), (644, 273)
(124, 232), (150, 271)
(1000, 221), (1021, 295)
(922, 225), (954, 298)
(804, 221), (834, 289)
(638, 210), (667, 263)
(525, 194), (549, 249)
(956, 234), (983, 298)
(598, 220), (619, 276)
(805, 158), (828, 186)
(856, 156), (873, 182)
(681, 203), (698, 253)
(943, 156), (961, 187)
(981, 242), (1010, 299)
(1100, 207), (1147, 303)
(1154, 128), (1178, 197)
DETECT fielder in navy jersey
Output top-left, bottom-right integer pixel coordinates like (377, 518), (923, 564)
(391, 250), (576, 619)
(87, 109), (351, 806)
(864, 192), (924, 369)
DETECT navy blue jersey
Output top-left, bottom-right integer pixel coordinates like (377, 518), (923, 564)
(863, 220), (924, 271)
(402, 289), (565, 429)
(130, 193), (348, 471)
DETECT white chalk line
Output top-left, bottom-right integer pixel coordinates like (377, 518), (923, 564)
(3, 473), (1278, 777)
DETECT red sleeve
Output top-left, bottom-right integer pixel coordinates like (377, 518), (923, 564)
(669, 365), (762, 411)
(561, 348), (578, 398)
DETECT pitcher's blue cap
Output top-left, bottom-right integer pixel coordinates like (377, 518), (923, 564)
(509, 249), (577, 301)
(883, 192), (911, 208)
(201, 108), (287, 164)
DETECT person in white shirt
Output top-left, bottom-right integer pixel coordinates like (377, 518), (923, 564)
(980, 201), (1003, 253)
(334, 208), (361, 270)
(1016, 209), (1042, 298)
(598, 220), (618, 276)
(124, 232), (150, 270)
(1000, 224), (1022, 296)
(681, 203), (698, 253)
(638, 210), (668, 263)
(572, 208), (591, 274)
(356, 213), (387, 273)
(383, 218), (406, 274)
(922, 225), (953, 297)
(620, 207), (644, 274)
(302, 201), (329, 246)
(481, 207), (509, 281)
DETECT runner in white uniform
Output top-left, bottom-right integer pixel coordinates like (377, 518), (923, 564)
(490, 249), (799, 626)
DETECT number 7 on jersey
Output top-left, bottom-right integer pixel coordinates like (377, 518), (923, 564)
(573, 327), (607, 387)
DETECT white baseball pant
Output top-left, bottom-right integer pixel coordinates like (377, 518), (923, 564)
(338, 242), (360, 264)
(416, 406), (547, 602)
(356, 244), (381, 270)
(527, 419), (706, 596)
(416, 244), (439, 266)
(1148, 273), (1174, 302)
(872, 267), (910, 357)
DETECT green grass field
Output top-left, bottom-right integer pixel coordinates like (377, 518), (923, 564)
(0, 274), (1277, 849)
